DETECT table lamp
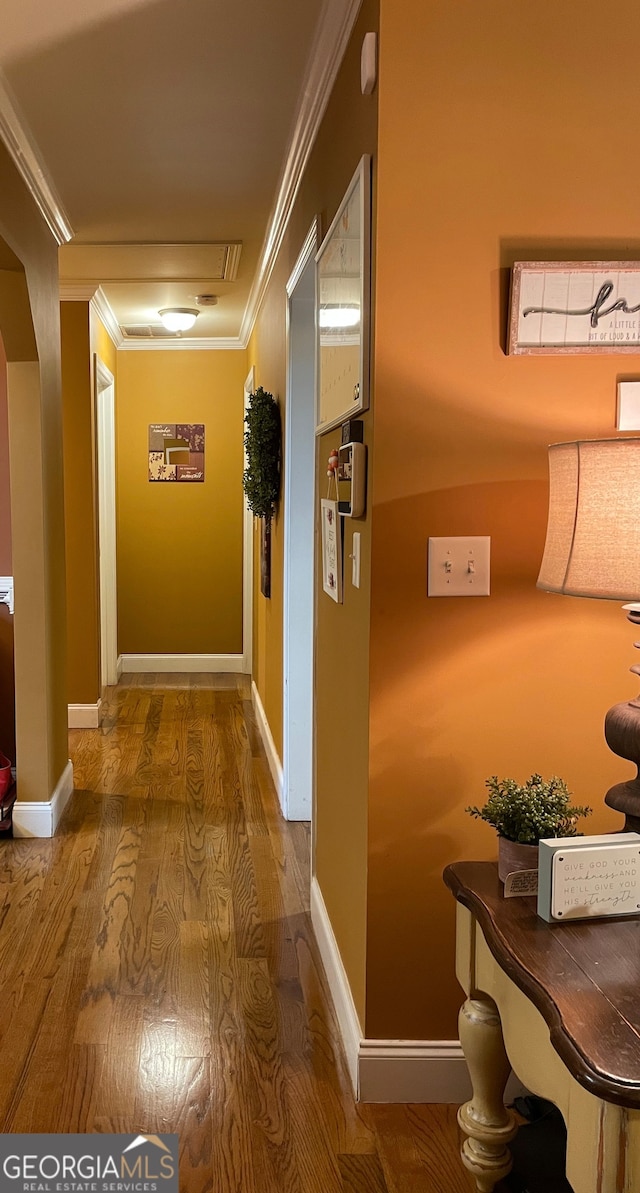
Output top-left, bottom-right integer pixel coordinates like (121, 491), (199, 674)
(537, 437), (640, 830)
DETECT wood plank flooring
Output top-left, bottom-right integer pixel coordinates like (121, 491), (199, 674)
(0, 674), (473, 1192)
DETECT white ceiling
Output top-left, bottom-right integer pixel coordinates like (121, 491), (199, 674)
(0, 0), (348, 345)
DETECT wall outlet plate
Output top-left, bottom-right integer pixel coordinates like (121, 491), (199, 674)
(427, 536), (490, 597)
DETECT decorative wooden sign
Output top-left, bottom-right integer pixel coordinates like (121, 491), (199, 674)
(149, 424), (204, 481)
(320, 499), (343, 603)
(509, 262), (640, 354)
(537, 832), (640, 922)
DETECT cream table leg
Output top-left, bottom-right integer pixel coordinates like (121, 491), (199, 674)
(457, 997), (518, 1193)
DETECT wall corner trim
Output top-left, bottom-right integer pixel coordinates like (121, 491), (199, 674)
(116, 655), (123, 680)
(12, 760), (74, 838)
(250, 680), (284, 808)
(120, 654), (244, 674)
(68, 701), (102, 729)
(310, 876), (362, 1096)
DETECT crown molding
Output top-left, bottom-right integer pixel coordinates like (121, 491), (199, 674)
(59, 281), (245, 350)
(239, 0), (363, 346)
(91, 286), (123, 348)
(0, 68), (73, 245)
(118, 336), (245, 351)
(59, 283), (99, 301)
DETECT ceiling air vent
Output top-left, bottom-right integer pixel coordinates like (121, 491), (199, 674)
(121, 324), (176, 338)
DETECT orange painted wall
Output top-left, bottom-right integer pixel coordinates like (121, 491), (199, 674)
(0, 333), (15, 761)
(368, 0), (640, 1040)
(248, 0), (378, 1023)
(116, 350), (247, 655)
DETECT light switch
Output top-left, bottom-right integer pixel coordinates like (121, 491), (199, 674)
(351, 532), (361, 588)
(428, 536), (491, 596)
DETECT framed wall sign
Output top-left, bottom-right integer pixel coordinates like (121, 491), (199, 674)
(537, 832), (640, 922)
(509, 262), (640, 354)
(320, 499), (343, 603)
(149, 423), (204, 481)
(316, 156), (371, 434)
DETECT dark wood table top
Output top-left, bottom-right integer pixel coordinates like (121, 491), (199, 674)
(444, 861), (640, 1109)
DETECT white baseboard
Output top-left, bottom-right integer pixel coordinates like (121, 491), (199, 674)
(120, 653), (244, 673)
(250, 680), (284, 808)
(358, 1039), (472, 1103)
(116, 654), (123, 680)
(12, 759), (74, 838)
(310, 876), (362, 1095)
(68, 700), (102, 729)
(310, 875), (482, 1104)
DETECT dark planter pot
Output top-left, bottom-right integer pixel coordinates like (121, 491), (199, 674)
(498, 837), (539, 883)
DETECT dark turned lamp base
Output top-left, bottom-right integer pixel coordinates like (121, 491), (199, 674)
(604, 700), (640, 832)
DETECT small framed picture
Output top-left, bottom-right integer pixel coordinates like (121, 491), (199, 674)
(321, 499), (343, 603)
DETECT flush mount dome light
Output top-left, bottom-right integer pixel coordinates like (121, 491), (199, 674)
(158, 307), (200, 332)
(318, 304), (360, 329)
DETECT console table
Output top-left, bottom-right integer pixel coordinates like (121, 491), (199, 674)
(443, 861), (640, 1193)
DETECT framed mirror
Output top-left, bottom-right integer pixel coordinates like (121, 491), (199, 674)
(315, 155), (371, 434)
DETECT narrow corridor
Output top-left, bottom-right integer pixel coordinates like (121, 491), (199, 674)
(0, 675), (468, 1192)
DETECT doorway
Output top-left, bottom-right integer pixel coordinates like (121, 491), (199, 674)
(282, 221), (318, 821)
(95, 356), (118, 689)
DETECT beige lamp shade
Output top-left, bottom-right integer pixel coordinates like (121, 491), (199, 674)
(537, 437), (640, 599)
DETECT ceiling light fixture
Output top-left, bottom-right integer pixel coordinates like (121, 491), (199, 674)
(318, 304), (360, 329)
(158, 307), (199, 333)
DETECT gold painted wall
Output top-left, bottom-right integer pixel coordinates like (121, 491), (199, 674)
(61, 305), (117, 705)
(248, 0), (379, 1024)
(368, 0), (640, 1040)
(61, 302), (99, 705)
(117, 350), (247, 655)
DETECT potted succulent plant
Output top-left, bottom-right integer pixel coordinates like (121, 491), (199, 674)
(466, 774), (592, 881)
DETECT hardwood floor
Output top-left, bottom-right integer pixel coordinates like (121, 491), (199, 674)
(0, 674), (473, 1192)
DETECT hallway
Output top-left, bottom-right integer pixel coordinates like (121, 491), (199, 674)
(0, 675), (468, 1192)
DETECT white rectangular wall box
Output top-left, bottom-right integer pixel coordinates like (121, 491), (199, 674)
(616, 380), (640, 430)
(427, 537), (490, 596)
(351, 532), (361, 588)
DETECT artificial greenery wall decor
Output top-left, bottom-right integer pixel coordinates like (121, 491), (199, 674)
(243, 387), (281, 520)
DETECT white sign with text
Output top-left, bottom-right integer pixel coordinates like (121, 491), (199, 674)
(537, 833), (640, 922)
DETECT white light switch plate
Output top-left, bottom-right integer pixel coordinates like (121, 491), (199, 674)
(428, 536), (491, 597)
(351, 532), (361, 588)
(617, 381), (640, 430)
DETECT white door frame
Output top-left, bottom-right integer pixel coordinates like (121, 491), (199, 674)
(282, 219), (319, 821)
(95, 355), (118, 688)
(242, 366), (255, 675)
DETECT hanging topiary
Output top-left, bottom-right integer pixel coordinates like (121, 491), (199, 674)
(243, 386), (281, 519)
